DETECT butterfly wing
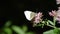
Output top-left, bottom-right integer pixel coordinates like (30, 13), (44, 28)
(24, 11), (36, 21)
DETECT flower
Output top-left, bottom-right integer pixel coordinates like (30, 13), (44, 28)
(56, 0), (60, 4)
(33, 12), (43, 24)
(49, 10), (60, 23)
(56, 10), (60, 23)
(49, 10), (57, 17)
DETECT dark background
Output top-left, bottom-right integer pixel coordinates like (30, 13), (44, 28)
(0, 0), (58, 34)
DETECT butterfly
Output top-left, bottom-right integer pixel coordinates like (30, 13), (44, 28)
(24, 10), (37, 21)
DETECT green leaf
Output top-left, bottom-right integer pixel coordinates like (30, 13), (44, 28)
(36, 24), (41, 26)
(53, 28), (60, 34)
(43, 28), (60, 34)
(58, 28), (60, 30)
(41, 24), (44, 28)
(48, 20), (54, 26)
(12, 25), (25, 34)
(22, 25), (28, 32)
(43, 29), (54, 34)
(4, 21), (12, 27)
(3, 28), (12, 34)
(46, 21), (49, 25)
(26, 32), (34, 34)
(42, 21), (45, 24)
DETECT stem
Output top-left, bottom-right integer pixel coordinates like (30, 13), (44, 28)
(47, 25), (56, 29)
(53, 17), (56, 26)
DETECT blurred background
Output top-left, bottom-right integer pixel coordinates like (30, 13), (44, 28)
(0, 0), (59, 34)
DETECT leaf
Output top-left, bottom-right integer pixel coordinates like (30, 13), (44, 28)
(41, 24), (44, 28)
(12, 25), (25, 34)
(58, 28), (60, 30)
(42, 21), (45, 24)
(4, 21), (12, 27)
(22, 25), (28, 32)
(36, 23), (41, 26)
(48, 20), (54, 26)
(53, 28), (60, 34)
(46, 21), (49, 25)
(3, 28), (12, 34)
(26, 32), (34, 34)
(43, 28), (60, 34)
(43, 29), (54, 34)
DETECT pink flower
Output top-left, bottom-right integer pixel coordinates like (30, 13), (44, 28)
(56, 10), (60, 23)
(56, 15), (60, 22)
(49, 10), (60, 23)
(49, 10), (57, 17)
(56, 0), (60, 4)
(33, 12), (43, 23)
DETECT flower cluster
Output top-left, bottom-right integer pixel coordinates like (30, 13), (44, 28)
(31, 10), (60, 27)
(49, 10), (60, 23)
(33, 12), (43, 24)
(33, 10), (60, 23)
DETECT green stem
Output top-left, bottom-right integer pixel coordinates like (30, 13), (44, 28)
(53, 17), (56, 27)
(47, 25), (56, 29)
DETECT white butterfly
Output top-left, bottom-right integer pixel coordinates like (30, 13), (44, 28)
(24, 10), (36, 21)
